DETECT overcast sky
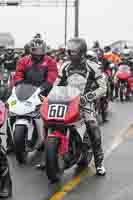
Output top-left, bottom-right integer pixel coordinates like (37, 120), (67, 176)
(0, 0), (133, 47)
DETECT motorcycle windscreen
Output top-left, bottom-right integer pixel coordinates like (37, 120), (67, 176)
(118, 65), (130, 72)
(48, 86), (80, 102)
(116, 65), (131, 80)
(15, 83), (37, 101)
(41, 86), (80, 124)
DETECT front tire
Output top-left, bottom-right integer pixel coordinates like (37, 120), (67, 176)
(120, 87), (124, 102)
(101, 98), (109, 122)
(14, 125), (27, 164)
(45, 137), (64, 183)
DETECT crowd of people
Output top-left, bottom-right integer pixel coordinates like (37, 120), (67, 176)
(0, 33), (133, 198)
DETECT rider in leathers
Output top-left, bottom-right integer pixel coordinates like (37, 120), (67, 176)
(7, 39), (58, 160)
(0, 46), (19, 72)
(55, 38), (106, 176)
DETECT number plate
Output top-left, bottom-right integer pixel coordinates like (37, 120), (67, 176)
(48, 104), (67, 119)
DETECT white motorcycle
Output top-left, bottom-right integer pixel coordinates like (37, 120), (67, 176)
(7, 83), (44, 164)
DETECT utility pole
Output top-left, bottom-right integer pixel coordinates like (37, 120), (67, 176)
(74, 0), (79, 37)
(64, 0), (68, 47)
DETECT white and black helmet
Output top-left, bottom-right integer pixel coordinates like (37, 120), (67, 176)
(66, 37), (87, 63)
(30, 39), (47, 56)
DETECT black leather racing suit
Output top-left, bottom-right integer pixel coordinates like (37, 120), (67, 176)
(55, 59), (107, 168)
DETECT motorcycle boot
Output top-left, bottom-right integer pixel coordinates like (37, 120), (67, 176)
(0, 169), (12, 198)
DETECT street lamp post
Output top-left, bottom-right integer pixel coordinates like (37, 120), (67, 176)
(65, 0), (80, 46)
(64, 0), (68, 47)
(74, 0), (79, 37)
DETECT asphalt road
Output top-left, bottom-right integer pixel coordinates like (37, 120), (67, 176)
(2, 100), (133, 200)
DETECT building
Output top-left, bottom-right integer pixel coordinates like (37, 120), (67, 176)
(0, 32), (15, 48)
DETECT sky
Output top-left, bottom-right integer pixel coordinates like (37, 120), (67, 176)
(0, 0), (133, 48)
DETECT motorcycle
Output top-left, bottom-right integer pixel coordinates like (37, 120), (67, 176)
(94, 65), (111, 123)
(0, 100), (12, 199)
(7, 83), (43, 164)
(93, 96), (109, 124)
(128, 76), (133, 95)
(0, 100), (7, 135)
(102, 63), (116, 100)
(115, 64), (132, 101)
(40, 84), (93, 183)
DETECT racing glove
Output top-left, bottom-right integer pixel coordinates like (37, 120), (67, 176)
(40, 81), (53, 97)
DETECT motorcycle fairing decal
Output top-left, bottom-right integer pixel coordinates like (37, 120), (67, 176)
(10, 100), (17, 107)
(48, 104), (67, 120)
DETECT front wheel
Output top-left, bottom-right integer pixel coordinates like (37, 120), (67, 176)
(45, 137), (64, 183)
(101, 98), (109, 122)
(120, 86), (124, 102)
(14, 125), (27, 164)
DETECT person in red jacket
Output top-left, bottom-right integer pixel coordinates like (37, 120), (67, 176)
(15, 39), (58, 95)
(6, 39), (58, 154)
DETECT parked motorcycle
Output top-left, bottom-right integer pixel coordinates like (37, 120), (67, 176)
(127, 76), (133, 96)
(115, 64), (132, 101)
(0, 100), (12, 198)
(94, 67), (110, 123)
(7, 83), (43, 164)
(93, 96), (109, 123)
(40, 85), (93, 183)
